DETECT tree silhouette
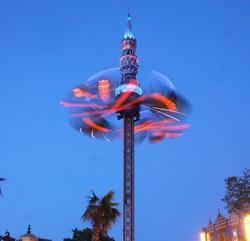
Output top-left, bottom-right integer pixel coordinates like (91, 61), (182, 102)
(64, 228), (115, 241)
(222, 169), (250, 214)
(82, 191), (120, 241)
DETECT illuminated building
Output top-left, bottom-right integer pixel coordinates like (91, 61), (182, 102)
(200, 210), (250, 241)
(0, 232), (15, 241)
(0, 226), (51, 241)
(244, 215), (250, 241)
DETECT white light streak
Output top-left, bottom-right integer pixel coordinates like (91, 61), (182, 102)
(153, 106), (188, 117)
(142, 105), (180, 121)
(91, 129), (96, 138)
(103, 134), (111, 142)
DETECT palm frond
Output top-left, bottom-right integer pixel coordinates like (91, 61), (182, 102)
(88, 191), (100, 204)
(82, 190), (120, 236)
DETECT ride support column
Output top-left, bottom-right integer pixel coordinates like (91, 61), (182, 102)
(123, 112), (135, 241)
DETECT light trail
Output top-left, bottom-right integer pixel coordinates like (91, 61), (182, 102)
(60, 101), (104, 109)
(72, 88), (97, 98)
(152, 106), (188, 117)
(83, 118), (110, 133)
(142, 105), (180, 121)
(103, 134), (111, 142)
(149, 93), (177, 111)
(91, 129), (96, 138)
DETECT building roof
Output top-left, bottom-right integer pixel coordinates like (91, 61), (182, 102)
(215, 210), (227, 230)
(0, 231), (16, 241)
(19, 225), (38, 241)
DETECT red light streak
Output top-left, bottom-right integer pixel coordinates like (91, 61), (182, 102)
(83, 118), (110, 133)
(114, 95), (145, 112)
(135, 121), (155, 132)
(150, 93), (177, 111)
(134, 119), (176, 133)
(152, 131), (183, 138)
(109, 80), (136, 112)
(151, 139), (162, 143)
(72, 88), (97, 99)
(112, 92), (177, 114)
(160, 124), (191, 131)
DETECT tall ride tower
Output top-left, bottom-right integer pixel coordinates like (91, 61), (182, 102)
(61, 11), (191, 241)
(116, 13), (141, 241)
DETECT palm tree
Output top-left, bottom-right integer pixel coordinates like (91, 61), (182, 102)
(82, 191), (120, 241)
(0, 177), (5, 195)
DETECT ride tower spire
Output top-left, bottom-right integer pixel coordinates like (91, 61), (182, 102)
(116, 12), (142, 241)
(120, 11), (138, 83)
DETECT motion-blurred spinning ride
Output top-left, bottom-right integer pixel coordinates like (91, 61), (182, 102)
(61, 13), (191, 241)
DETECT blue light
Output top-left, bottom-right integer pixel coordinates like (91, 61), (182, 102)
(115, 84), (143, 96)
(124, 31), (135, 39)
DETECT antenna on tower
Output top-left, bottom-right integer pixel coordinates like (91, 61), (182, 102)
(124, 9), (134, 39)
(127, 9), (132, 31)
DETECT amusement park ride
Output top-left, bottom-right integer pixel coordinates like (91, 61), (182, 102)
(61, 12), (191, 241)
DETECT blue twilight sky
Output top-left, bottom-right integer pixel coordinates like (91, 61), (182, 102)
(0, 1), (250, 241)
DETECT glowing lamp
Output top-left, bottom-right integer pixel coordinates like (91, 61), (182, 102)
(98, 80), (110, 102)
(124, 31), (135, 39)
(233, 231), (238, 241)
(244, 215), (250, 241)
(200, 231), (206, 241)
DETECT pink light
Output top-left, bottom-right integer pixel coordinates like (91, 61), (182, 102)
(60, 101), (104, 109)
(72, 88), (96, 99)
(159, 123), (191, 131)
(152, 131), (183, 138)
